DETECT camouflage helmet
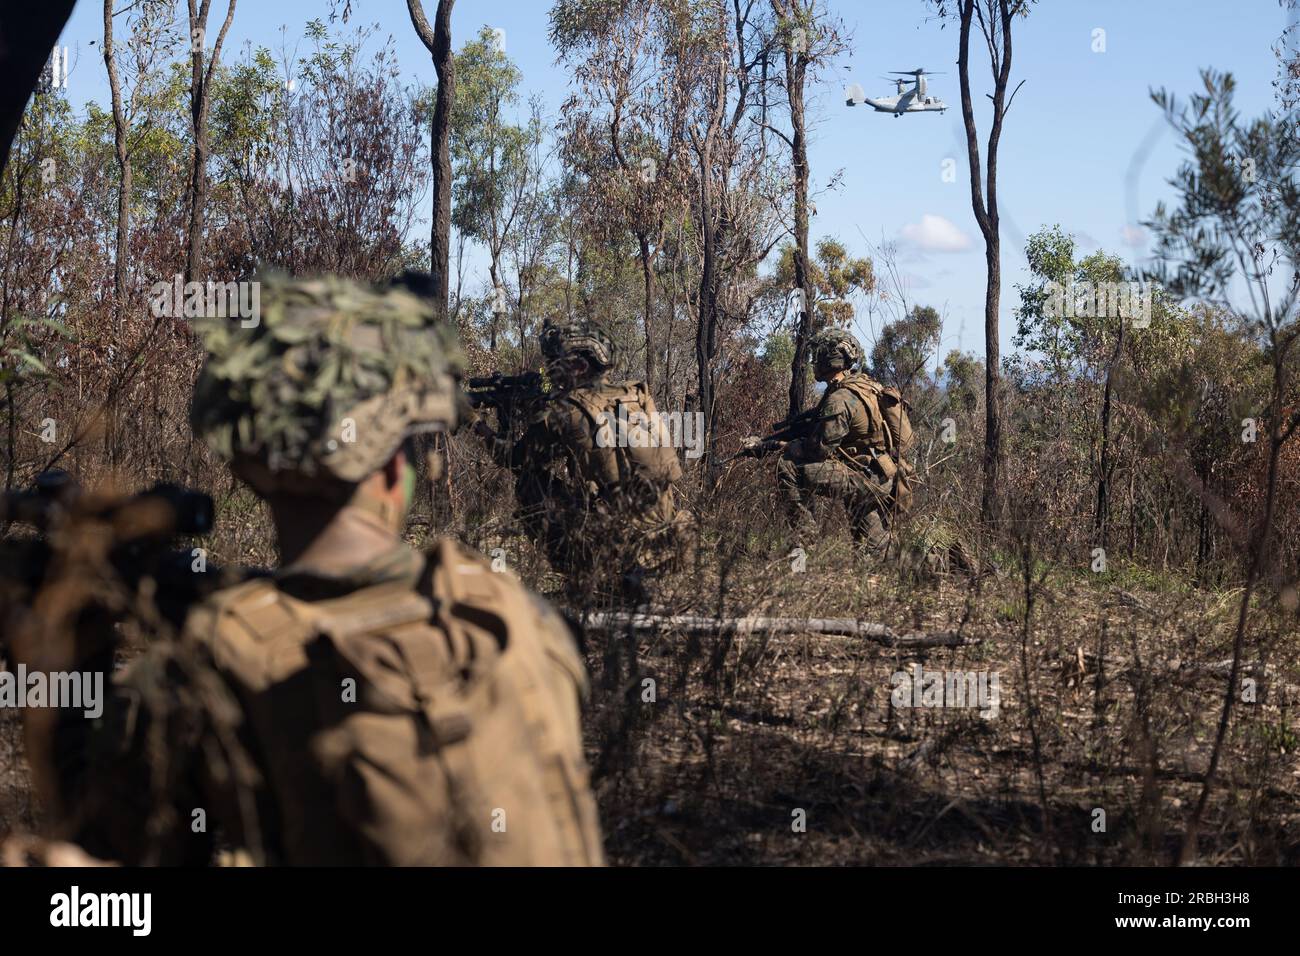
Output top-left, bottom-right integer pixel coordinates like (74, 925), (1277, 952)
(808, 326), (863, 372)
(540, 317), (617, 369)
(190, 271), (463, 497)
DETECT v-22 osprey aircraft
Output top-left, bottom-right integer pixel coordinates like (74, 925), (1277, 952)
(846, 69), (948, 117)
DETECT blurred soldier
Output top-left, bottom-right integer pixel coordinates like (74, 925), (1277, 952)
(775, 327), (913, 554)
(24, 273), (604, 866)
(473, 317), (692, 603)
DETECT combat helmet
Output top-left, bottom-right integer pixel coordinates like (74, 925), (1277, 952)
(808, 326), (863, 373)
(190, 271), (463, 497)
(540, 316), (617, 369)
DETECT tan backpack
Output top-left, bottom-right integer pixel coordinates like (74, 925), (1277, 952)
(194, 538), (605, 866)
(565, 380), (683, 489)
(838, 375), (916, 511)
(845, 376), (914, 460)
(878, 384), (915, 460)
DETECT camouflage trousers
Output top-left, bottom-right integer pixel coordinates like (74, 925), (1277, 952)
(777, 441), (894, 553)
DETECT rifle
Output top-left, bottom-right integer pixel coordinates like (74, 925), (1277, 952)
(0, 469), (214, 532)
(715, 407), (825, 466)
(465, 370), (546, 432)
(0, 470), (228, 631)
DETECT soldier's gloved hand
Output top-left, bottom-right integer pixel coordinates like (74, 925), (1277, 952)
(472, 418), (497, 441)
(740, 435), (763, 450)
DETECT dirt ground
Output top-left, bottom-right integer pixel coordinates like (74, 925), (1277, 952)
(3, 523), (1298, 866)
(576, 532), (1300, 866)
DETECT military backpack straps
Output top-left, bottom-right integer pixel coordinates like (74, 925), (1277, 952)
(566, 380), (683, 489)
(200, 539), (604, 866)
(836, 374), (916, 511)
(838, 375), (915, 461)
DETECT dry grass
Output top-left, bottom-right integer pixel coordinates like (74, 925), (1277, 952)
(2, 441), (1298, 866)
(572, 535), (1300, 865)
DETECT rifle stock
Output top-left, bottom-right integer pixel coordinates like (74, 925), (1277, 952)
(0, 472), (226, 631)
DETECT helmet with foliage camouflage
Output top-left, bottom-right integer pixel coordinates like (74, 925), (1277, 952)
(190, 271), (463, 497)
(540, 317), (617, 369)
(808, 326), (863, 372)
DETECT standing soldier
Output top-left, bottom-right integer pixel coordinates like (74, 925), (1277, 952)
(18, 273), (604, 866)
(775, 327), (913, 554)
(473, 317), (692, 603)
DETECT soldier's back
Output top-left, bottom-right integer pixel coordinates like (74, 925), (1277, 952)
(189, 537), (604, 866)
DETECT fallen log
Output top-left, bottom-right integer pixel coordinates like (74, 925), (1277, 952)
(576, 611), (980, 648)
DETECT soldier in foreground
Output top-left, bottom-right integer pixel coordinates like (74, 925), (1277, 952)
(472, 318), (692, 603)
(13, 273), (604, 866)
(769, 328), (913, 554)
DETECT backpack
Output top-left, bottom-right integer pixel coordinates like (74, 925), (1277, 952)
(869, 380), (915, 461)
(837, 375), (916, 511)
(566, 380), (683, 489)
(837, 376), (914, 460)
(196, 538), (605, 866)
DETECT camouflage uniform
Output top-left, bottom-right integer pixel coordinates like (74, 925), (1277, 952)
(486, 319), (692, 601)
(778, 329), (896, 552)
(40, 274), (604, 866)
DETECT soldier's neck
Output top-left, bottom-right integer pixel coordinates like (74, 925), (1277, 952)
(275, 502), (404, 578)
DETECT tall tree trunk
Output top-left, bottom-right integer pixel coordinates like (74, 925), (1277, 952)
(956, 0), (1018, 527)
(408, 0), (456, 321)
(980, 241), (1002, 522)
(777, 1), (812, 418)
(104, 0), (130, 332)
(696, 158), (723, 486)
(694, 54), (727, 486)
(696, 209), (718, 485)
(185, 1), (238, 285)
(488, 258), (500, 351)
(102, 0), (132, 469)
(1095, 323), (1124, 547)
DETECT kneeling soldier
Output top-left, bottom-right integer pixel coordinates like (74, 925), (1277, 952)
(776, 327), (911, 554)
(474, 317), (693, 603)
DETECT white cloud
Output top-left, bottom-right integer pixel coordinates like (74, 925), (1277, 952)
(899, 214), (972, 253)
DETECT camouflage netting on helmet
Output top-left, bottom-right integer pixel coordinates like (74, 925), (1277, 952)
(191, 272), (463, 493)
(809, 327), (863, 372)
(540, 318), (617, 368)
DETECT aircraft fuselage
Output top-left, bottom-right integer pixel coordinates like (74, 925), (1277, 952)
(862, 94), (947, 115)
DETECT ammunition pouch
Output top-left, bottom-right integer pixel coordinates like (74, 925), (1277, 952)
(837, 445), (913, 512)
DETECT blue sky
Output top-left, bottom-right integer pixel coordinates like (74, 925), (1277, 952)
(56, 0), (1296, 362)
